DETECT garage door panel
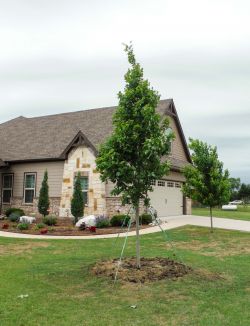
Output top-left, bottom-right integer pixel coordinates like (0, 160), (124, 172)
(149, 180), (183, 217)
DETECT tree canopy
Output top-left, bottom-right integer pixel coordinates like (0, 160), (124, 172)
(182, 139), (231, 231)
(229, 177), (241, 200)
(238, 183), (250, 202)
(96, 44), (173, 208)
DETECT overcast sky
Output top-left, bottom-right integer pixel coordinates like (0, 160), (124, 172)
(0, 0), (249, 182)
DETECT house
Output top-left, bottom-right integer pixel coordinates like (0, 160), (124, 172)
(0, 99), (191, 218)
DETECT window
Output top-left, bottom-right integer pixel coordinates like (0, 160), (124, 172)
(24, 173), (36, 203)
(150, 180), (156, 186)
(175, 182), (181, 188)
(158, 180), (165, 187)
(2, 174), (13, 203)
(75, 176), (89, 206)
(165, 127), (173, 154)
(167, 181), (174, 187)
(80, 176), (88, 205)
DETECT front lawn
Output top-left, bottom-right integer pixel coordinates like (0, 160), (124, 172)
(0, 227), (249, 326)
(192, 206), (250, 221)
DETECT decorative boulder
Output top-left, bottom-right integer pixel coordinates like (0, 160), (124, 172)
(19, 216), (36, 224)
(75, 215), (96, 227)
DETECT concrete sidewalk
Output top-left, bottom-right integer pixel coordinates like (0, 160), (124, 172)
(0, 215), (249, 240)
(179, 215), (250, 232)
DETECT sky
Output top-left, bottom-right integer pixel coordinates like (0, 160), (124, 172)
(0, 0), (249, 182)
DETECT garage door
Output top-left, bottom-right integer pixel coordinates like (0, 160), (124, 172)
(148, 180), (183, 217)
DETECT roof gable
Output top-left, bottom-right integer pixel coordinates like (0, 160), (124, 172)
(170, 102), (191, 163)
(60, 131), (98, 158)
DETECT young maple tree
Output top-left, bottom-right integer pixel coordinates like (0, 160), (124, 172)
(96, 44), (173, 268)
(182, 139), (231, 232)
(38, 170), (50, 217)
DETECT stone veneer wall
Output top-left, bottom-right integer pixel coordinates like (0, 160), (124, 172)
(2, 197), (61, 216)
(59, 146), (106, 218)
(106, 197), (146, 217)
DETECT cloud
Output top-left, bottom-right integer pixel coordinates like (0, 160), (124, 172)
(0, 0), (249, 182)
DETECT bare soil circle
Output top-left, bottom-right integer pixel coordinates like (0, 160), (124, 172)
(92, 257), (192, 283)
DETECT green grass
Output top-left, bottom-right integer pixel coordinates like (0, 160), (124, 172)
(0, 227), (249, 326)
(192, 206), (250, 221)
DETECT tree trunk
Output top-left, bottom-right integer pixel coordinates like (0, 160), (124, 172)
(135, 204), (141, 269)
(210, 206), (214, 233)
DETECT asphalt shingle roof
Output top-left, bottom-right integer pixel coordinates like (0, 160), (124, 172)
(0, 99), (190, 169)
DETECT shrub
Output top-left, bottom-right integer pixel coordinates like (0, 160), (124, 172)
(139, 213), (152, 225)
(17, 223), (29, 230)
(5, 208), (25, 217)
(42, 215), (57, 226)
(96, 219), (110, 228)
(8, 212), (20, 223)
(110, 215), (130, 227)
(96, 215), (110, 228)
(95, 214), (105, 223)
(71, 172), (84, 224)
(35, 223), (46, 230)
(38, 170), (50, 217)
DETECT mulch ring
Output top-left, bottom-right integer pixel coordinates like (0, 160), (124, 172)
(92, 257), (192, 283)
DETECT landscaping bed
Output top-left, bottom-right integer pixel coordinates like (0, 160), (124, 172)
(0, 209), (153, 236)
(0, 217), (149, 236)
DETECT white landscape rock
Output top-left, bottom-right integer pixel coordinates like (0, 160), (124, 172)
(75, 215), (97, 227)
(149, 218), (165, 226)
(19, 216), (36, 224)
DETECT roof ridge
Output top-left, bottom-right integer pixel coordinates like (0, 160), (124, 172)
(27, 105), (117, 120)
(0, 115), (26, 126)
(21, 99), (173, 121)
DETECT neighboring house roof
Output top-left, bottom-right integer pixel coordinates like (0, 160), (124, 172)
(0, 99), (191, 169)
